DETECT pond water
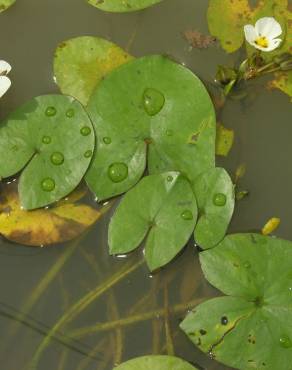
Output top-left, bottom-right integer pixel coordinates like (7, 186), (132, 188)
(0, 0), (292, 369)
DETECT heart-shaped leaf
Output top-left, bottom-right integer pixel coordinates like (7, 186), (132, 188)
(87, 0), (163, 13)
(0, 0), (15, 13)
(54, 36), (133, 106)
(181, 233), (292, 370)
(193, 167), (235, 250)
(0, 95), (95, 210)
(0, 182), (103, 246)
(86, 55), (216, 201)
(109, 172), (197, 271)
(113, 355), (198, 370)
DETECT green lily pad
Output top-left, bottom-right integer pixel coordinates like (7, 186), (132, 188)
(109, 172), (197, 271)
(0, 95), (95, 210)
(0, 0), (15, 13)
(114, 355), (198, 370)
(87, 0), (163, 13)
(181, 233), (292, 370)
(193, 167), (235, 250)
(54, 36), (133, 106)
(86, 55), (216, 201)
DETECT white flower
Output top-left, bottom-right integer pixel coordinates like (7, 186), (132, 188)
(0, 60), (12, 98)
(244, 17), (282, 52)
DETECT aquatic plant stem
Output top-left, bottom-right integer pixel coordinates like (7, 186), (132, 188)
(29, 258), (144, 369)
(69, 298), (203, 339)
(163, 286), (175, 355)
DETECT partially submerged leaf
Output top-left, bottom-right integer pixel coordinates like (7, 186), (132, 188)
(86, 55), (216, 201)
(109, 172), (197, 271)
(0, 183), (101, 246)
(0, 95), (95, 210)
(193, 168), (235, 249)
(181, 233), (292, 370)
(216, 123), (234, 157)
(87, 0), (163, 13)
(54, 36), (133, 106)
(114, 355), (198, 370)
(0, 0), (15, 13)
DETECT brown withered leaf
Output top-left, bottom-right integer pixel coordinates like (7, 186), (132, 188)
(183, 29), (216, 49)
(0, 182), (104, 246)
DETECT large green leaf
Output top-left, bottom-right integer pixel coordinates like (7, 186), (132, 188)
(87, 0), (163, 13)
(86, 55), (216, 201)
(0, 0), (15, 13)
(193, 167), (235, 250)
(54, 36), (133, 106)
(0, 95), (95, 210)
(113, 355), (198, 370)
(109, 172), (197, 271)
(181, 233), (292, 370)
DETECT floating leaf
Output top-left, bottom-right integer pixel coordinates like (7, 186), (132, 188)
(86, 55), (216, 201)
(193, 167), (235, 249)
(262, 217), (281, 235)
(87, 0), (163, 13)
(114, 355), (198, 370)
(269, 71), (292, 102)
(109, 172), (197, 271)
(215, 123), (234, 157)
(0, 95), (95, 210)
(54, 36), (133, 106)
(0, 0), (15, 13)
(0, 183), (102, 246)
(181, 233), (292, 370)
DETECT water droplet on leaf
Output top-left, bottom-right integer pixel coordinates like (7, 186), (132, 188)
(108, 162), (128, 183)
(213, 193), (227, 206)
(143, 88), (165, 116)
(103, 137), (112, 144)
(50, 152), (64, 165)
(45, 107), (57, 117)
(80, 126), (92, 136)
(84, 150), (93, 158)
(41, 178), (55, 192)
(66, 108), (75, 118)
(280, 335), (292, 348)
(42, 136), (51, 144)
(167, 175), (173, 182)
(181, 210), (193, 220)
(221, 316), (228, 325)
(166, 129), (173, 136)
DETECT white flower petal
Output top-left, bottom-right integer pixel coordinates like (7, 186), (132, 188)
(0, 60), (11, 75)
(263, 38), (282, 52)
(0, 76), (11, 97)
(244, 25), (258, 45)
(255, 17), (282, 39)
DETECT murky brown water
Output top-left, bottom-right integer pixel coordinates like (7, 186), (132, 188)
(0, 0), (292, 369)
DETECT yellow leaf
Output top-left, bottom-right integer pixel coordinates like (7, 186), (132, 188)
(0, 183), (103, 246)
(262, 217), (281, 235)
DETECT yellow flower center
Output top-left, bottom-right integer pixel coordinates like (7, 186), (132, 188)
(255, 36), (269, 48)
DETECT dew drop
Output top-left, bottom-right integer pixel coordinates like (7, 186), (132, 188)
(280, 335), (292, 348)
(213, 193), (227, 206)
(66, 108), (75, 118)
(45, 106), (57, 117)
(42, 136), (51, 144)
(50, 152), (64, 165)
(221, 316), (228, 325)
(80, 126), (92, 136)
(181, 210), (193, 220)
(108, 162), (128, 183)
(143, 88), (165, 116)
(84, 150), (93, 158)
(41, 178), (55, 192)
(103, 137), (112, 144)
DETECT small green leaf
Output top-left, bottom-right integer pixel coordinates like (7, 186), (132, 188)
(113, 355), (198, 370)
(181, 233), (292, 370)
(0, 0), (15, 13)
(54, 36), (133, 106)
(109, 172), (197, 271)
(216, 123), (234, 157)
(0, 95), (95, 209)
(86, 55), (216, 201)
(193, 167), (235, 249)
(87, 0), (163, 13)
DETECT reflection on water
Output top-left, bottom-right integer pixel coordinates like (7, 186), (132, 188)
(0, 0), (292, 369)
